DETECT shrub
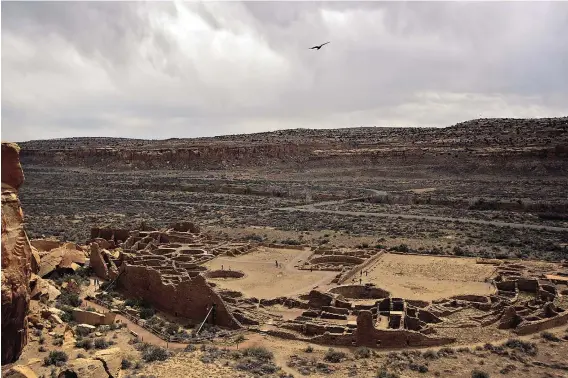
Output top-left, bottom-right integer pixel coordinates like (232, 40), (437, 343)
(324, 348), (346, 363)
(139, 307), (155, 320)
(243, 346), (274, 361)
(75, 339), (94, 350)
(165, 323), (179, 335)
(541, 331), (561, 342)
(503, 339), (537, 356)
(39, 336), (45, 345)
(471, 369), (490, 378)
(354, 346), (371, 359)
(43, 351), (68, 366)
(377, 369), (400, 378)
(184, 344), (196, 352)
(409, 363), (429, 373)
(121, 358), (133, 369)
(94, 338), (110, 349)
(52, 338), (63, 347)
(142, 346), (170, 362)
(57, 290), (82, 307)
(305, 345), (314, 353)
(38, 346), (47, 352)
(423, 350), (438, 360)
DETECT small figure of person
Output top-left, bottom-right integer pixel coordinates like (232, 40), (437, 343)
(275, 260), (278, 268)
(221, 265), (224, 270)
(359, 278), (362, 285)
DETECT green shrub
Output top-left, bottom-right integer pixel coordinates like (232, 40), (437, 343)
(139, 307), (155, 320)
(94, 338), (110, 349)
(242, 346), (273, 361)
(503, 339), (537, 356)
(75, 339), (94, 350)
(121, 358), (133, 369)
(541, 331), (561, 342)
(471, 369), (490, 378)
(354, 346), (371, 358)
(57, 290), (82, 307)
(43, 351), (68, 366)
(377, 369), (400, 378)
(142, 346), (170, 362)
(324, 348), (346, 363)
(305, 345), (314, 353)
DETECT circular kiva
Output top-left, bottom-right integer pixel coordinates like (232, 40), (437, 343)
(328, 285), (391, 299)
(204, 269), (245, 279)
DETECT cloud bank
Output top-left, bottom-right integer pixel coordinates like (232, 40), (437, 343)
(2, 1), (567, 141)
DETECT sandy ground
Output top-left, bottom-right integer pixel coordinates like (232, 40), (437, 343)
(204, 247), (336, 298)
(361, 253), (497, 301)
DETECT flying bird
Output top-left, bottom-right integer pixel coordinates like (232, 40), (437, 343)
(309, 42), (330, 50)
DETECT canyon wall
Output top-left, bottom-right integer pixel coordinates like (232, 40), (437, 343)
(1, 142), (33, 364)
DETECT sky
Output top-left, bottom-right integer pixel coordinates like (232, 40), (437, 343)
(2, 1), (567, 142)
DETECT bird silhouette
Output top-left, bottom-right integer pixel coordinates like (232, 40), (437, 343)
(309, 42), (330, 50)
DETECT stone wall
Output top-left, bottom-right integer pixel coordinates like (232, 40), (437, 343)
(515, 311), (568, 335)
(118, 264), (241, 329)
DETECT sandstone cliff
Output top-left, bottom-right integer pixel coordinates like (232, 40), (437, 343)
(17, 117), (568, 174)
(1, 142), (33, 364)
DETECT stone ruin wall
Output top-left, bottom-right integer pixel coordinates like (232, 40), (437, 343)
(118, 264), (241, 330)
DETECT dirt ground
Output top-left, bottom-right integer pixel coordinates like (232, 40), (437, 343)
(360, 253), (497, 301)
(204, 247), (336, 299)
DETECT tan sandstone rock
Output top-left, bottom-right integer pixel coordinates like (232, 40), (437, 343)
(89, 242), (109, 279)
(3, 365), (38, 378)
(1, 142), (33, 364)
(37, 243), (86, 277)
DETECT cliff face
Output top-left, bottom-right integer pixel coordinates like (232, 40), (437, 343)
(1, 142), (33, 364)
(17, 117), (568, 174)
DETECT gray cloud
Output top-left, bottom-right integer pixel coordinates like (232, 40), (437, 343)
(2, 1), (567, 142)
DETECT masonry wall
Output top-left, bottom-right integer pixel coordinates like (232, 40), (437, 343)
(118, 264), (241, 329)
(515, 311), (568, 335)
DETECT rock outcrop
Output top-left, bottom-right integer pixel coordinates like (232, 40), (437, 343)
(90, 242), (109, 279)
(1, 142), (33, 364)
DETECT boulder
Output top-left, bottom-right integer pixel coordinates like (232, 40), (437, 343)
(1, 142), (33, 364)
(94, 347), (123, 377)
(29, 274), (61, 301)
(3, 365), (38, 378)
(57, 347), (122, 378)
(57, 358), (108, 378)
(76, 323), (96, 335)
(30, 247), (41, 274)
(30, 238), (61, 253)
(37, 243), (86, 277)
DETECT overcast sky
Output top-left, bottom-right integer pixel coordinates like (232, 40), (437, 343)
(2, 1), (567, 142)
